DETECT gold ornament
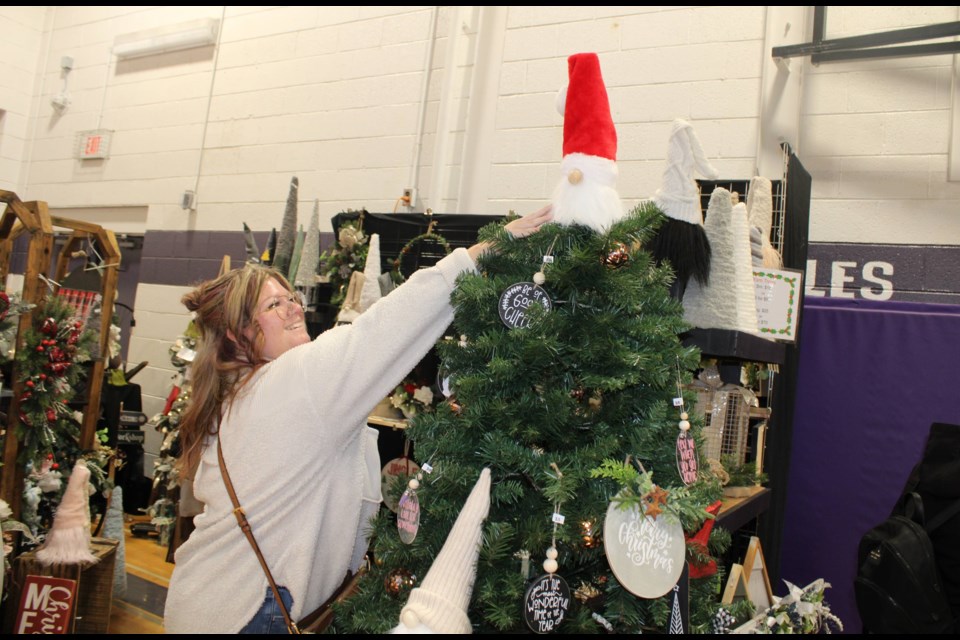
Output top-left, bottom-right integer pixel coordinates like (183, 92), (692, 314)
(574, 580), (601, 604)
(384, 567), (417, 597)
(580, 520), (600, 548)
(603, 242), (630, 269)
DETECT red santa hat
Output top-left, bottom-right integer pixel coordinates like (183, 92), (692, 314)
(551, 53), (624, 233)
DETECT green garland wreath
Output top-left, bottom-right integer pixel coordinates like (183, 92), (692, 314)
(391, 231), (452, 285)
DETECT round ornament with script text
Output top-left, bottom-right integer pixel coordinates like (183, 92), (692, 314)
(498, 282), (552, 330)
(523, 572), (571, 634)
(603, 492), (685, 598)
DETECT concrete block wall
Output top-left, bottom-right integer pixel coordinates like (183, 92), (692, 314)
(799, 6), (960, 243)
(0, 7), (49, 192)
(4, 6), (960, 471)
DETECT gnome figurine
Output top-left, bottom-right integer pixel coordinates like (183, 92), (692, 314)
(36, 459), (98, 566)
(391, 468), (491, 634)
(649, 118), (721, 300)
(550, 53), (624, 233)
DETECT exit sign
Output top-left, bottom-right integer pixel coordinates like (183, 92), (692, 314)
(77, 129), (113, 159)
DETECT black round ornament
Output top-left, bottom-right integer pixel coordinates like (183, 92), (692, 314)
(498, 282), (552, 330)
(523, 572), (571, 634)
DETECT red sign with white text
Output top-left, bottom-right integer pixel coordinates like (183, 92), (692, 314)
(15, 575), (77, 634)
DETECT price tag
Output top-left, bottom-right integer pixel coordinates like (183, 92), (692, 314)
(551, 512), (565, 525)
(421, 462), (433, 474)
(672, 397), (683, 407)
(176, 346), (197, 362)
(543, 255), (554, 264)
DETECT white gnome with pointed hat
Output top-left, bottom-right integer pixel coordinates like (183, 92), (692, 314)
(551, 52), (624, 233)
(649, 118), (721, 300)
(36, 459), (99, 566)
(391, 468), (491, 634)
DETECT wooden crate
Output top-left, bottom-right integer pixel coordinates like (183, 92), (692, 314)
(3, 537), (118, 634)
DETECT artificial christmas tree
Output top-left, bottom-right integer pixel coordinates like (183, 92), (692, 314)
(333, 53), (727, 634)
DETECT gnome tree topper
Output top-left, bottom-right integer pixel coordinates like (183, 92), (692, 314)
(551, 53), (624, 233)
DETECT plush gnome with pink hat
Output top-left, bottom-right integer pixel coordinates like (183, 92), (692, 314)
(551, 53), (624, 233)
(649, 118), (721, 300)
(391, 468), (491, 634)
(35, 459), (99, 566)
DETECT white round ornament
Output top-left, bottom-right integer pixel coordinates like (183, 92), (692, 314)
(603, 492), (686, 598)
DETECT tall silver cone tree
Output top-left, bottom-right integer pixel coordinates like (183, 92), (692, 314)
(295, 199), (321, 288)
(242, 222), (261, 264)
(272, 176), (299, 278)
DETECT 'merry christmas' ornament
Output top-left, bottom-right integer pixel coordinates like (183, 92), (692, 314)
(551, 53), (624, 233)
(603, 491), (685, 599)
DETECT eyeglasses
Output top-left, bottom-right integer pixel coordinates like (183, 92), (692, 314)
(258, 293), (303, 320)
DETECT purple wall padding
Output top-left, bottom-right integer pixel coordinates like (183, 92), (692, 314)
(780, 296), (960, 633)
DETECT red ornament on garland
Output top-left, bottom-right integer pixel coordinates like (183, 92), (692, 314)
(0, 291), (9, 321)
(41, 317), (58, 335)
(46, 408), (57, 422)
(685, 500), (723, 579)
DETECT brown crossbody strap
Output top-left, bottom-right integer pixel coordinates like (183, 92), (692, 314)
(217, 433), (301, 634)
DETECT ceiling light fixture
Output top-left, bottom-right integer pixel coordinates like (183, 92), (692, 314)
(113, 18), (220, 60)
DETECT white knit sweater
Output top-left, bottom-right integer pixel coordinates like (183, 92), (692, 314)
(163, 248), (477, 633)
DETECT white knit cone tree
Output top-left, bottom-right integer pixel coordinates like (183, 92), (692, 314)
(394, 468), (492, 634)
(358, 233), (383, 314)
(682, 188), (760, 335)
(36, 459), (98, 566)
(746, 176), (782, 268)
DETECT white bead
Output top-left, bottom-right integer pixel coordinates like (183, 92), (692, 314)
(533, 271), (545, 285)
(546, 546), (558, 560)
(680, 412), (688, 420)
(408, 478), (420, 490)
(679, 419), (691, 432)
(543, 558), (558, 574)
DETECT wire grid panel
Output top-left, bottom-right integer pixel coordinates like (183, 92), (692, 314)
(692, 384), (752, 465)
(696, 179), (786, 253)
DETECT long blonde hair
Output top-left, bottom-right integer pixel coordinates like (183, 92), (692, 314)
(177, 263), (295, 477)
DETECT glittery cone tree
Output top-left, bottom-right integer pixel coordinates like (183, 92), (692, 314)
(334, 53), (727, 635)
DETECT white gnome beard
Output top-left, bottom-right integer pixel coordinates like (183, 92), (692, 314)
(551, 153), (624, 233)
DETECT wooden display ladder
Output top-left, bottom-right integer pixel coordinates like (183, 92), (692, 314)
(0, 190), (120, 517)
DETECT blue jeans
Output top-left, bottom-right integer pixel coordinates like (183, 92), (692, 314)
(240, 586), (295, 634)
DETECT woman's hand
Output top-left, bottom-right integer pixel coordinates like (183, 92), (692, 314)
(468, 205), (553, 262)
(504, 204), (553, 239)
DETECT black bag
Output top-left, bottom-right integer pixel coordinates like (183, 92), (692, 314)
(854, 492), (960, 633)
